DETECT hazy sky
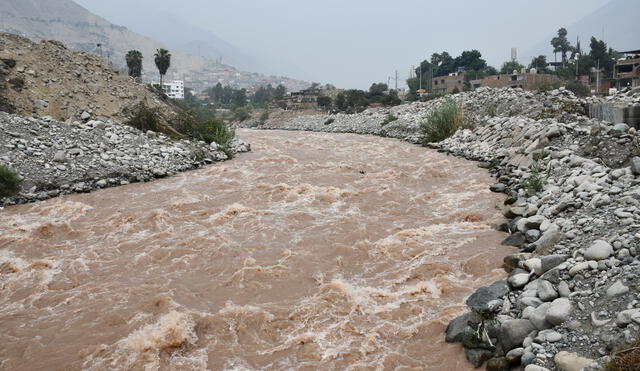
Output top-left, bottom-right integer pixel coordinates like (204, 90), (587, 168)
(76, 0), (612, 88)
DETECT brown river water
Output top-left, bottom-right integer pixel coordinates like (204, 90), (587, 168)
(0, 129), (512, 370)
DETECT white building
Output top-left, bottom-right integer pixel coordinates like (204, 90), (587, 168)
(161, 80), (184, 100)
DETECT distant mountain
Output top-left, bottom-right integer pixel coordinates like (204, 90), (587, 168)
(76, 5), (311, 81)
(0, 0), (309, 91)
(523, 0), (640, 65)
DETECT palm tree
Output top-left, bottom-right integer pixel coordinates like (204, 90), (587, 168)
(154, 48), (171, 89)
(125, 50), (143, 78)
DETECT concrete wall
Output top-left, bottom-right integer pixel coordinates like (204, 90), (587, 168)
(589, 103), (640, 128)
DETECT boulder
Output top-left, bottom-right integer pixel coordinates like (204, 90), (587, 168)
(631, 156), (640, 176)
(466, 281), (509, 313)
(606, 280), (629, 297)
(554, 351), (594, 371)
(500, 319), (535, 351)
(584, 240), (613, 260)
(537, 280), (558, 302)
(546, 298), (573, 325)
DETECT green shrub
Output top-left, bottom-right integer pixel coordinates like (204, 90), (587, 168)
(0, 164), (21, 198)
(485, 105), (497, 117)
(126, 102), (160, 132)
(564, 81), (591, 97)
(530, 80), (562, 92)
(521, 161), (546, 194)
(232, 106), (251, 122)
(259, 109), (269, 124)
(420, 100), (467, 144)
(381, 113), (398, 126)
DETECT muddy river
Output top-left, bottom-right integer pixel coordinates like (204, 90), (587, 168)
(0, 129), (512, 370)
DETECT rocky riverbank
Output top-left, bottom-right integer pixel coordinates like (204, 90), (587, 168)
(242, 87), (640, 370)
(0, 112), (250, 206)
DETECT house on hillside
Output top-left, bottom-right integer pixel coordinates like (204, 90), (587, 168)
(481, 71), (559, 90)
(615, 50), (640, 90)
(160, 80), (185, 100)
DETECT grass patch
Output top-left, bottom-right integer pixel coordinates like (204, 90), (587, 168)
(381, 113), (398, 126)
(420, 99), (467, 144)
(485, 104), (497, 117)
(521, 161), (547, 194)
(126, 102), (160, 132)
(0, 164), (21, 198)
(607, 340), (640, 371)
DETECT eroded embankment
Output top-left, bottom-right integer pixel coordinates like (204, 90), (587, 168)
(0, 129), (511, 370)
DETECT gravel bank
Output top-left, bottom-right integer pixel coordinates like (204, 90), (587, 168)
(0, 112), (250, 206)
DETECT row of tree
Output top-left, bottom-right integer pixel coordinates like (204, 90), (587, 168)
(324, 83), (401, 112)
(406, 27), (621, 100)
(125, 48), (172, 86)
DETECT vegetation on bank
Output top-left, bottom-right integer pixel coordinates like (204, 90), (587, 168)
(125, 101), (236, 159)
(420, 100), (467, 144)
(0, 164), (21, 198)
(607, 340), (640, 371)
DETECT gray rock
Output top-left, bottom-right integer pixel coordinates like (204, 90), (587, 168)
(465, 348), (494, 368)
(631, 156), (640, 175)
(584, 240), (613, 260)
(80, 111), (91, 120)
(526, 229), (541, 242)
(53, 150), (66, 162)
(528, 302), (552, 330)
(537, 280), (558, 302)
(508, 273), (531, 289)
(466, 280), (509, 313)
(606, 280), (629, 297)
(533, 225), (564, 254)
(612, 123), (630, 135)
(540, 255), (567, 272)
(500, 319), (535, 351)
(554, 351), (594, 371)
(616, 309), (640, 327)
(524, 366), (550, 371)
(521, 352), (537, 366)
(445, 312), (475, 343)
(490, 183), (507, 192)
(34, 99), (48, 110)
(546, 298), (573, 325)
(502, 232), (526, 247)
(536, 329), (562, 343)
(505, 347), (524, 365)
(557, 281), (571, 297)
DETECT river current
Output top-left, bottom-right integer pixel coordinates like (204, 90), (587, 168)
(0, 129), (511, 370)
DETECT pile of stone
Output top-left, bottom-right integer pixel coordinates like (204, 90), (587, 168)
(0, 112), (250, 205)
(0, 32), (179, 124)
(246, 86), (640, 370)
(438, 111), (640, 370)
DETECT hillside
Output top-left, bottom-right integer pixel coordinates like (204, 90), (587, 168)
(0, 0), (309, 91)
(0, 32), (177, 123)
(523, 0), (640, 63)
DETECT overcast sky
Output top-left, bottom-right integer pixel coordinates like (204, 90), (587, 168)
(75, 0), (612, 88)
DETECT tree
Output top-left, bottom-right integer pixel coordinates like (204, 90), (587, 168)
(484, 66), (498, 76)
(500, 61), (525, 74)
(273, 84), (286, 100)
(317, 96), (332, 108)
(125, 50), (143, 78)
(551, 28), (572, 64)
(589, 37), (616, 77)
(529, 55), (550, 74)
(454, 49), (487, 72)
(154, 48), (171, 87)
(335, 93), (346, 110)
